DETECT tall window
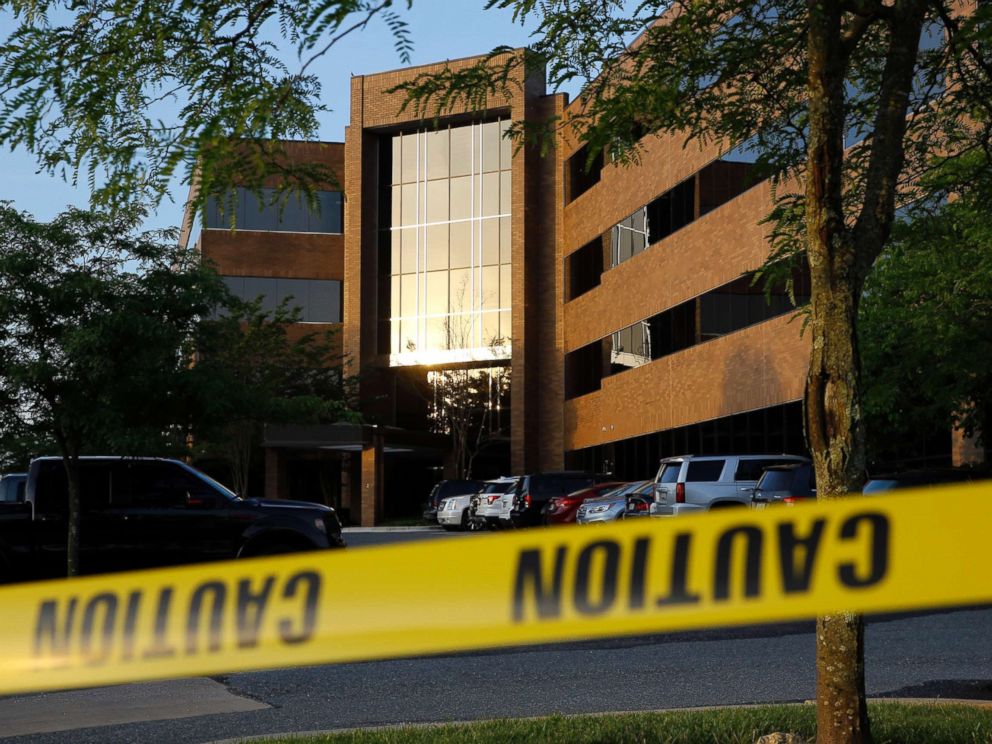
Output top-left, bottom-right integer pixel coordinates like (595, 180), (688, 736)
(381, 120), (512, 366)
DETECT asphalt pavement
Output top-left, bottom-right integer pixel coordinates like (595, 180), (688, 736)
(3, 527), (991, 743)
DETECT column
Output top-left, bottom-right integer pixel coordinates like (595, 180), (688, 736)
(264, 447), (288, 500)
(360, 432), (384, 526)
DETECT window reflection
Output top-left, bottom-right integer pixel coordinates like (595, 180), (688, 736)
(206, 188), (343, 234)
(220, 276), (342, 322)
(564, 264), (811, 399)
(379, 119), (513, 366)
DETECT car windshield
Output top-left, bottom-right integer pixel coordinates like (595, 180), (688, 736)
(482, 482), (509, 494)
(607, 481), (654, 496)
(179, 463), (238, 500)
(863, 479), (899, 493)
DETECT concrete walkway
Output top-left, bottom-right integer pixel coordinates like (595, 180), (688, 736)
(0, 678), (267, 737)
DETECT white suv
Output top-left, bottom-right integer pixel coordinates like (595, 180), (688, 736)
(472, 477), (521, 529)
(649, 454), (809, 517)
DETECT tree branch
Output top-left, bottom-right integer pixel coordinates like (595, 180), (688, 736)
(852, 0), (928, 278)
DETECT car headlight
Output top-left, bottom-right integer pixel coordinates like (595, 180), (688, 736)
(589, 504), (610, 514)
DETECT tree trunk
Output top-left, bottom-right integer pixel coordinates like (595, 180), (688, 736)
(58, 451), (82, 578)
(226, 421), (257, 498)
(806, 1), (871, 742)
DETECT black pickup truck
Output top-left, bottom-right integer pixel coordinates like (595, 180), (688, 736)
(0, 457), (345, 582)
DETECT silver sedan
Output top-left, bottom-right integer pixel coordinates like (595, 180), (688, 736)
(576, 480), (654, 524)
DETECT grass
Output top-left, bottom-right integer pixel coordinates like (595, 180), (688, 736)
(250, 702), (992, 744)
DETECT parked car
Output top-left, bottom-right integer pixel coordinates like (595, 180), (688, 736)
(750, 462), (816, 508)
(0, 472), (26, 504)
(423, 479), (484, 524)
(625, 491), (655, 517)
(543, 482), (626, 524)
(510, 472), (607, 527)
(577, 480), (653, 524)
(437, 486), (484, 531)
(650, 454), (810, 517)
(0, 457), (345, 583)
(471, 477), (520, 529)
(864, 468), (988, 494)
(494, 477), (523, 528)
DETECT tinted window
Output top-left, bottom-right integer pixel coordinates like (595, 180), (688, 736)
(205, 188), (343, 234)
(531, 477), (563, 497)
(438, 480), (483, 497)
(0, 476), (26, 503)
(686, 460), (725, 482)
(222, 276), (342, 323)
(863, 479), (899, 493)
(563, 476), (595, 493)
(758, 469), (797, 491)
(117, 462), (211, 508)
(482, 482), (508, 495)
(34, 462), (112, 514)
(658, 463), (682, 483)
(735, 458), (793, 481)
(564, 264), (810, 399)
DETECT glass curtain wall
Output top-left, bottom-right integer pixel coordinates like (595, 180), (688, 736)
(383, 119), (512, 366)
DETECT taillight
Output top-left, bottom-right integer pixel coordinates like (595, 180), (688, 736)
(675, 483), (685, 503)
(524, 493), (532, 508)
(783, 496), (804, 505)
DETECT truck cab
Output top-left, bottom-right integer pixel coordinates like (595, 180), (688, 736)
(0, 457), (345, 582)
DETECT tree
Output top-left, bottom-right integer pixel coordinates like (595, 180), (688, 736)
(0, 0), (413, 211)
(422, 283), (511, 480)
(0, 204), (228, 576)
(394, 2), (992, 742)
(191, 297), (359, 498)
(860, 154), (992, 463)
(428, 364), (510, 480)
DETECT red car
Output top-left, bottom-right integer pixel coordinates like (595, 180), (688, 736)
(542, 482), (627, 524)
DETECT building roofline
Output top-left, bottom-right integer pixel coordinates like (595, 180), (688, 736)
(351, 47), (525, 81)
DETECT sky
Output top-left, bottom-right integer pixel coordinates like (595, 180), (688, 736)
(0, 1), (546, 231)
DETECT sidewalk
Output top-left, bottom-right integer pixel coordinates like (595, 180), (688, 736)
(0, 678), (267, 737)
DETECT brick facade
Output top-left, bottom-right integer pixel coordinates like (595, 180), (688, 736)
(182, 50), (820, 517)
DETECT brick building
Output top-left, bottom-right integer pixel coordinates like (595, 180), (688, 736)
(182, 51), (827, 525)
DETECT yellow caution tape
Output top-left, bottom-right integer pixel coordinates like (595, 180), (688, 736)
(0, 483), (990, 695)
